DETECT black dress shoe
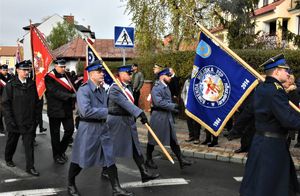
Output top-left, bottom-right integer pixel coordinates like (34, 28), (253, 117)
(26, 168), (40, 176)
(6, 160), (16, 167)
(54, 156), (66, 164)
(61, 153), (68, 161)
(101, 170), (109, 180)
(234, 148), (247, 153)
(179, 158), (192, 169)
(40, 128), (47, 133)
(193, 139), (200, 144)
(208, 142), (218, 147)
(68, 184), (81, 196)
(295, 143), (300, 148)
(145, 159), (158, 169)
(201, 140), (211, 145)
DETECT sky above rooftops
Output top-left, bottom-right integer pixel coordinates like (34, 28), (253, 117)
(0, 0), (132, 46)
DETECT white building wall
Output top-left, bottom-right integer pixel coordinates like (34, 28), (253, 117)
(23, 14), (64, 60)
(22, 14), (88, 61)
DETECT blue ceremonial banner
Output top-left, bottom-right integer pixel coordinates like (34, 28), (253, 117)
(87, 45), (113, 85)
(186, 32), (259, 136)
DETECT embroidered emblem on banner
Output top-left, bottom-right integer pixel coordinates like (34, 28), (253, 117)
(196, 40), (211, 58)
(193, 65), (231, 108)
(33, 51), (45, 74)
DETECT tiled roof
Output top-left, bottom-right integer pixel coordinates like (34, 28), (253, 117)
(74, 25), (91, 32)
(53, 38), (137, 59)
(254, 0), (285, 16)
(209, 25), (225, 33)
(0, 46), (17, 56)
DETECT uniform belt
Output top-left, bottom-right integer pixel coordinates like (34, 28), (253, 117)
(151, 107), (167, 112)
(108, 112), (131, 116)
(79, 118), (106, 123)
(256, 131), (287, 139)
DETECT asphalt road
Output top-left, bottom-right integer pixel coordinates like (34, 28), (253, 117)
(0, 115), (244, 196)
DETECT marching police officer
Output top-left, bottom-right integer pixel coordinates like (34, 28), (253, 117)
(146, 68), (192, 169)
(2, 60), (40, 176)
(45, 59), (76, 164)
(240, 54), (300, 196)
(67, 61), (133, 196)
(107, 65), (159, 183)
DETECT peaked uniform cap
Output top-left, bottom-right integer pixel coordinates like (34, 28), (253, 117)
(260, 54), (289, 71)
(85, 60), (105, 72)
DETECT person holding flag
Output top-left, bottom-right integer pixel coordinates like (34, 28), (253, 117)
(67, 60), (133, 196)
(45, 59), (76, 165)
(2, 60), (40, 176)
(107, 65), (159, 183)
(240, 54), (300, 196)
(146, 68), (192, 169)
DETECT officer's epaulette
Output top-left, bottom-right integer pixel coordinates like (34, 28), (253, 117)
(274, 82), (283, 90)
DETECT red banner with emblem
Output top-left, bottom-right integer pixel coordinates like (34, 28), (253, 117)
(30, 24), (53, 98)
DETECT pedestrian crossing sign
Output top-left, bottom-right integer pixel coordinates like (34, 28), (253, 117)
(114, 26), (134, 48)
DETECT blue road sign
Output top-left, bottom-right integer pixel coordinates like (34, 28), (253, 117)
(114, 26), (134, 48)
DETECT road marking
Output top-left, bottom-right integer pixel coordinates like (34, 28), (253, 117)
(121, 178), (189, 188)
(42, 114), (49, 124)
(0, 133), (5, 137)
(1, 177), (36, 183)
(0, 188), (65, 196)
(0, 160), (31, 177)
(233, 177), (243, 182)
(234, 176), (300, 182)
(116, 164), (140, 177)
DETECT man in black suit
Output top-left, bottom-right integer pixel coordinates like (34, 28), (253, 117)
(2, 60), (40, 176)
(45, 59), (76, 165)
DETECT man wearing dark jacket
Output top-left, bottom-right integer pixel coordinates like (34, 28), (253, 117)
(45, 59), (76, 165)
(2, 60), (40, 176)
(0, 64), (13, 134)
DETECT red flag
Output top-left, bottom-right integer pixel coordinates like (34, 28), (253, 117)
(83, 44), (89, 83)
(87, 37), (95, 45)
(30, 24), (53, 98)
(83, 62), (88, 83)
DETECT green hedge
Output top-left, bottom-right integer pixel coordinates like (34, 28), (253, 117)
(133, 49), (300, 87)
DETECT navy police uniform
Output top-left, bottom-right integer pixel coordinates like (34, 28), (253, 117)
(146, 68), (192, 169)
(67, 61), (133, 196)
(107, 65), (159, 183)
(240, 54), (300, 196)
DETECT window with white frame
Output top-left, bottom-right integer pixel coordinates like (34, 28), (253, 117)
(5, 59), (9, 65)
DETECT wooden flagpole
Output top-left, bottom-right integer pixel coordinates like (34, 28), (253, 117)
(84, 39), (174, 164)
(187, 15), (300, 113)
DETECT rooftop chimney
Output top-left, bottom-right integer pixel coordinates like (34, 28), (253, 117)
(63, 15), (74, 24)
